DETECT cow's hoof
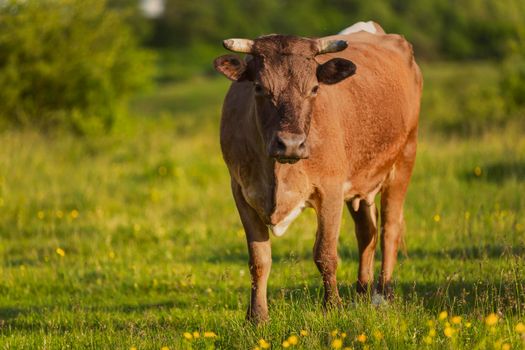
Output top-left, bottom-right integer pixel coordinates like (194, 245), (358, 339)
(378, 282), (395, 301)
(356, 281), (373, 295)
(324, 295), (343, 310)
(246, 311), (269, 325)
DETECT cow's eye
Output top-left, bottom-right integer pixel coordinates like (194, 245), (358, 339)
(311, 85), (320, 96)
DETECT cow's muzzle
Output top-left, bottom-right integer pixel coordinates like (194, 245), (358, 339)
(268, 132), (309, 163)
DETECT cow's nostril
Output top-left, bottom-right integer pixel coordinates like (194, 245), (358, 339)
(276, 138), (287, 151)
(298, 141), (306, 150)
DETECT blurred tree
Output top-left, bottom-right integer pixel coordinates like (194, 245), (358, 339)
(0, 0), (155, 134)
(500, 0), (525, 113)
(149, 0), (521, 61)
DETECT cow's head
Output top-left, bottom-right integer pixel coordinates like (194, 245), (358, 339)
(214, 35), (356, 164)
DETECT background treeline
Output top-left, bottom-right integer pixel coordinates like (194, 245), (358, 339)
(150, 0), (525, 79)
(152, 0), (521, 60)
(0, 0), (524, 134)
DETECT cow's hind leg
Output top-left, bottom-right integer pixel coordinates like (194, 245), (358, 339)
(378, 130), (417, 300)
(231, 181), (272, 323)
(347, 201), (378, 295)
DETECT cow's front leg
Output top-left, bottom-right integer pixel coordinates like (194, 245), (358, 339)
(313, 190), (344, 307)
(231, 181), (271, 323)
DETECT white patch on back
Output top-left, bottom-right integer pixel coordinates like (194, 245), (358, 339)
(338, 21), (377, 35)
(268, 202), (305, 237)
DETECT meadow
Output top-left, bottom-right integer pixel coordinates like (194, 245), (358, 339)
(0, 62), (524, 349)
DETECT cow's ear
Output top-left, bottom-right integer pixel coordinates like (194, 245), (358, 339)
(317, 58), (356, 85)
(214, 54), (250, 81)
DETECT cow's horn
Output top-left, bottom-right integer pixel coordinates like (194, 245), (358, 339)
(316, 39), (348, 54)
(223, 38), (254, 53)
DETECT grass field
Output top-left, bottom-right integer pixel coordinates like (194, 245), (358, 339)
(0, 63), (524, 349)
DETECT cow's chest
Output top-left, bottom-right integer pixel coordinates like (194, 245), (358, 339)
(238, 162), (312, 237)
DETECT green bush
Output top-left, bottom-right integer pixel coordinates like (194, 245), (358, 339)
(0, 0), (155, 134)
(501, 52), (525, 112)
(500, 0), (525, 115)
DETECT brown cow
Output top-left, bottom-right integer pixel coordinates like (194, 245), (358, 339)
(213, 22), (422, 323)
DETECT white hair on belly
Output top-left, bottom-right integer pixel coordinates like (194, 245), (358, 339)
(338, 21), (377, 35)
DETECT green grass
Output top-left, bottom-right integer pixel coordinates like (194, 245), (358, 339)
(1, 63), (525, 349)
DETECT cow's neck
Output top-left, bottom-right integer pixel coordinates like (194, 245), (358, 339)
(245, 111), (311, 226)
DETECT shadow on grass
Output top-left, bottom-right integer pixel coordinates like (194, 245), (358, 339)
(2, 278), (523, 333)
(401, 244), (525, 260)
(201, 243), (523, 265)
(0, 307), (25, 321)
(273, 277), (525, 316)
(464, 160), (525, 183)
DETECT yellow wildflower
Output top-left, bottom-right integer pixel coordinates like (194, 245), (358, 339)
(253, 347), (260, 350)
(341, 332), (347, 338)
(56, 248), (66, 257)
(451, 316), (462, 324)
(288, 335), (298, 345)
(70, 209), (79, 219)
(183, 332), (192, 340)
(423, 336), (432, 345)
(161, 347), (169, 350)
(428, 329), (436, 337)
(130, 347), (137, 350)
(444, 327), (454, 338)
(373, 330), (383, 340)
(433, 214), (441, 222)
(300, 330), (308, 336)
(56, 210), (64, 218)
(465, 322), (472, 328)
(192, 332), (200, 339)
(515, 322), (525, 334)
(356, 334), (367, 343)
(331, 338), (343, 349)
(474, 166), (482, 176)
(282, 340), (290, 348)
(204, 331), (217, 338)
(501, 343), (511, 350)
(37, 211), (45, 219)
(485, 313), (499, 326)
(438, 311), (448, 320)
(258, 339), (270, 349)
(331, 329), (339, 337)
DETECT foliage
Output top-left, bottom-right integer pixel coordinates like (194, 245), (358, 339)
(421, 63), (509, 136)
(0, 65), (524, 348)
(0, 0), (155, 134)
(500, 0), (525, 114)
(151, 0), (521, 61)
